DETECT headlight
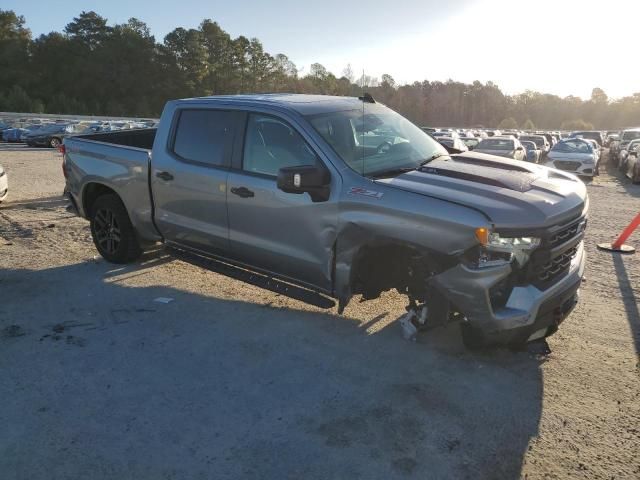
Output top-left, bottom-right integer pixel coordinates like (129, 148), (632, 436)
(486, 233), (541, 252)
(583, 157), (595, 164)
(468, 228), (541, 269)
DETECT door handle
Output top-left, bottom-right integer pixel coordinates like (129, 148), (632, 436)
(156, 171), (174, 181)
(230, 186), (255, 198)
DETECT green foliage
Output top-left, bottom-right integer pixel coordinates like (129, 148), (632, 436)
(498, 117), (518, 129)
(560, 119), (595, 131)
(522, 119), (535, 130)
(1, 8), (639, 128)
(4, 85), (34, 112)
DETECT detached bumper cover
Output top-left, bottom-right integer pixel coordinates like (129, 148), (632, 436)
(432, 242), (585, 341)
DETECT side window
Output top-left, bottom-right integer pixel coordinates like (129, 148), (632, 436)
(172, 109), (235, 167)
(242, 114), (319, 176)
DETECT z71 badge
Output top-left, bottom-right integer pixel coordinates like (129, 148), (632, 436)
(348, 187), (384, 199)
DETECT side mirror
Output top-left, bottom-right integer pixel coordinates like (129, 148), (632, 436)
(516, 146), (524, 151)
(277, 165), (331, 202)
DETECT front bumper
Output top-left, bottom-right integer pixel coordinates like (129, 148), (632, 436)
(432, 241), (585, 341)
(546, 161), (596, 177)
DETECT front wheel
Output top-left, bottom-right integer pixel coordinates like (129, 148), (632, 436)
(49, 137), (61, 148)
(90, 194), (142, 263)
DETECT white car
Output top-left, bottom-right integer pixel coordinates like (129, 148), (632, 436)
(546, 138), (598, 177)
(0, 164), (8, 203)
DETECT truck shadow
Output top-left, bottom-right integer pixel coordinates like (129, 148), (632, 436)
(0, 260), (544, 479)
(611, 254), (640, 357)
(0, 194), (70, 211)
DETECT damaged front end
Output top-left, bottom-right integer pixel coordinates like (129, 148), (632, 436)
(336, 214), (587, 348)
(432, 215), (587, 346)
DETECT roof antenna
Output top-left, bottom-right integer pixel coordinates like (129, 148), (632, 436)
(361, 69), (365, 176)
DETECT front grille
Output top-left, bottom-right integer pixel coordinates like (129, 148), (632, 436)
(517, 215), (586, 291)
(549, 219), (586, 248)
(533, 246), (578, 289)
(554, 161), (581, 171)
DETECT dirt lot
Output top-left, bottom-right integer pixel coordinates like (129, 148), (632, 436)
(0, 144), (638, 479)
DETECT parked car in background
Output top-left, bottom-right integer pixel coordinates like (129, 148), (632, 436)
(605, 131), (619, 147)
(520, 140), (541, 163)
(536, 132), (556, 148)
(581, 138), (601, 165)
(2, 127), (27, 143)
(473, 137), (526, 161)
(612, 129), (640, 166)
(0, 163), (8, 203)
(19, 124), (48, 142)
(436, 136), (468, 152)
(25, 123), (78, 148)
(520, 135), (550, 156)
(432, 130), (460, 139)
(623, 143), (640, 183)
(460, 136), (480, 150)
(618, 138), (640, 171)
(546, 138), (598, 177)
(420, 127), (436, 134)
(569, 130), (604, 147)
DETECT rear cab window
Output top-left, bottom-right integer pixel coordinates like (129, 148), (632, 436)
(171, 109), (238, 167)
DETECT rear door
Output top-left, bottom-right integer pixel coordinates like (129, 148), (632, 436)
(151, 106), (243, 255)
(226, 112), (339, 292)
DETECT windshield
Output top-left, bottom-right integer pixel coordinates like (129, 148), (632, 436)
(477, 138), (514, 150)
(622, 131), (640, 141)
(522, 137), (541, 146)
(552, 140), (593, 153)
(307, 104), (447, 177)
(521, 136), (544, 147)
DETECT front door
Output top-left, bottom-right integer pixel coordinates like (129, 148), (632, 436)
(151, 107), (242, 255)
(226, 113), (338, 292)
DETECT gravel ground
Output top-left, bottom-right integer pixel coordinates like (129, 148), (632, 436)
(0, 144), (638, 479)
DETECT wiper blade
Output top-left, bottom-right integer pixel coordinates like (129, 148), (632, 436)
(369, 167), (415, 179)
(420, 153), (450, 165)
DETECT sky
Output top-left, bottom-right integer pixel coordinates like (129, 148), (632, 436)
(5, 0), (639, 99)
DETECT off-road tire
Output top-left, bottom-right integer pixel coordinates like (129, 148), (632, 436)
(90, 194), (142, 264)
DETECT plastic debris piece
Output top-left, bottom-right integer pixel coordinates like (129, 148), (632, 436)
(153, 297), (174, 304)
(418, 305), (429, 325)
(399, 310), (418, 341)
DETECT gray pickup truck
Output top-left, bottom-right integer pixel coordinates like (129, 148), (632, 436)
(63, 94), (587, 349)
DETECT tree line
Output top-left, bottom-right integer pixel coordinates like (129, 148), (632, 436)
(1, 9), (639, 130)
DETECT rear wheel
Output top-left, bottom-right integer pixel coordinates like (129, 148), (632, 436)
(90, 194), (141, 263)
(49, 137), (61, 148)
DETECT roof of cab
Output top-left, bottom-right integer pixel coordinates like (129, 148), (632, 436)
(181, 93), (368, 115)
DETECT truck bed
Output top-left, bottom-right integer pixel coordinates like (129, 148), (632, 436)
(75, 128), (157, 150)
(64, 128), (160, 243)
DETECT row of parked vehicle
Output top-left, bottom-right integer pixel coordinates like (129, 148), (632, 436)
(0, 118), (157, 148)
(607, 128), (640, 183)
(423, 127), (615, 179)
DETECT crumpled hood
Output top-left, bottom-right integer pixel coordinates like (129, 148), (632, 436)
(376, 152), (588, 229)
